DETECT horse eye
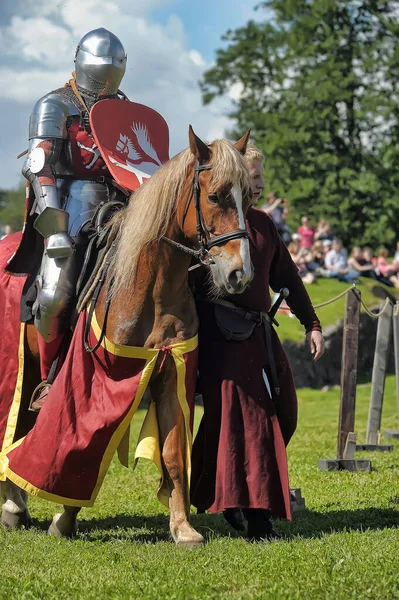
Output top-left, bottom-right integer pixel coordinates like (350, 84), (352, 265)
(208, 193), (218, 204)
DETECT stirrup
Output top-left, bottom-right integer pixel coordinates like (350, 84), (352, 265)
(29, 380), (51, 413)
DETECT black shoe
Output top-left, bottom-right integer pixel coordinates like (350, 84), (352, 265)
(223, 508), (248, 534)
(243, 509), (281, 542)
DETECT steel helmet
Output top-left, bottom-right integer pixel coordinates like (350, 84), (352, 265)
(74, 28), (127, 96)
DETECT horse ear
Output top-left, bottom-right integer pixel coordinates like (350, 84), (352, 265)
(234, 129), (251, 155)
(188, 125), (210, 162)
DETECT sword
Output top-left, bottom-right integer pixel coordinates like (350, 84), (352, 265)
(262, 368), (272, 399)
(267, 287), (290, 327)
(261, 288), (289, 398)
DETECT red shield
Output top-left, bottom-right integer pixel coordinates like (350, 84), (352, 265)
(90, 99), (170, 191)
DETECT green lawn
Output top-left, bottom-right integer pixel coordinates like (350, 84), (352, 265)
(1, 377), (399, 599)
(277, 277), (396, 342)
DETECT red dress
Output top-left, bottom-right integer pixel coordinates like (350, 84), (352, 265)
(190, 207), (321, 519)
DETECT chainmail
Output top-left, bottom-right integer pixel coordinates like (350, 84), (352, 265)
(77, 72), (118, 96)
(50, 85), (120, 130)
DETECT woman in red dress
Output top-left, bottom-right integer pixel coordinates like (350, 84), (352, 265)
(191, 146), (325, 540)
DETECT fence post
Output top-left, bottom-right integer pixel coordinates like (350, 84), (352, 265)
(319, 288), (371, 471)
(357, 301), (393, 451)
(384, 303), (399, 440)
(337, 288), (361, 459)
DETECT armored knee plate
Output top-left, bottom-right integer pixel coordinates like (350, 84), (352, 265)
(33, 252), (77, 342)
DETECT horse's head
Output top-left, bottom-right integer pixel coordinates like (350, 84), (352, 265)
(180, 126), (253, 295)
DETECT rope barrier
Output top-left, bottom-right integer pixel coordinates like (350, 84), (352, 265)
(278, 284), (355, 311)
(278, 283), (395, 318)
(352, 288), (392, 319)
(312, 285), (355, 309)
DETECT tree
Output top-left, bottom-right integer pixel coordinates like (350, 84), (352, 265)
(0, 184), (26, 233)
(201, 0), (399, 248)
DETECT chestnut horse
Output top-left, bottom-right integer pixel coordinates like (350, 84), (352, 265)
(0, 127), (253, 547)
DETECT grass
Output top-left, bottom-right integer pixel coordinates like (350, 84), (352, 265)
(2, 377), (399, 599)
(277, 277), (396, 342)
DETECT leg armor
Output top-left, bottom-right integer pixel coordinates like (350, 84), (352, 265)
(33, 179), (110, 342)
(33, 253), (77, 342)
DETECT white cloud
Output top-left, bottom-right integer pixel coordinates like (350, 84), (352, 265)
(188, 50), (206, 68)
(0, 68), (69, 102)
(3, 17), (73, 66)
(0, 0), (237, 188)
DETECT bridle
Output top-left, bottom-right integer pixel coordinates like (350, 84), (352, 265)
(84, 160), (250, 353)
(162, 160), (249, 265)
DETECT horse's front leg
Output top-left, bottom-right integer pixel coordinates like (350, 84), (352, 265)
(151, 355), (204, 548)
(48, 506), (80, 538)
(1, 479), (31, 529)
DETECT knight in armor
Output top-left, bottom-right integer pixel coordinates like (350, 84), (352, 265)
(20, 28), (128, 410)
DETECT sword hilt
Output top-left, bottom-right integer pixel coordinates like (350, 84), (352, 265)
(268, 287), (290, 326)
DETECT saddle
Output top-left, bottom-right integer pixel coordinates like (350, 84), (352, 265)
(75, 199), (124, 313)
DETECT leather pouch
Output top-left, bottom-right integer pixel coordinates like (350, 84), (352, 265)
(214, 304), (257, 341)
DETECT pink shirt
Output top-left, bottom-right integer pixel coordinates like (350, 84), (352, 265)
(377, 257), (392, 277)
(297, 226), (315, 248)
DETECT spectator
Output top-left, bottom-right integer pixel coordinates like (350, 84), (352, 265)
(324, 239), (358, 283)
(347, 246), (374, 279)
(264, 192), (284, 226)
(288, 240), (316, 284)
(375, 247), (399, 288)
(322, 239), (332, 258)
(291, 232), (301, 243)
(394, 241), (399, 266)
(280, 206), (292, 245)
(311, 240), (325, 267)
(363, 247), (376, 266)
(362, 247), (385, 283)
(265, 193), (292, 244)
(315, 219), (334, 242)
(297, 216), (315, 249)
(1, 225), (13, 240)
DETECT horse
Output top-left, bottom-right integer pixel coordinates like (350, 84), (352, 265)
(0, 127), (253, 548)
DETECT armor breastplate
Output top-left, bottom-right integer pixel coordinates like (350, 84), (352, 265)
(58, 178), (111, 238)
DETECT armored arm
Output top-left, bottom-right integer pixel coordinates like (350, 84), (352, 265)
(22, 93), (78, 258)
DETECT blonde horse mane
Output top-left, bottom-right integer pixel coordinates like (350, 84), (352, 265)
(109, 138), (250, 295)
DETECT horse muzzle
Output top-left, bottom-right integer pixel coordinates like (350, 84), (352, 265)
(210, 254), (253, 295)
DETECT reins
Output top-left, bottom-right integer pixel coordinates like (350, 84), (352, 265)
(83, 243), (116, 353)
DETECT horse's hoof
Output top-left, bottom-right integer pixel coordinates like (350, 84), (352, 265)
(175, 536), (205, 549)
(47, 513), (76, 538)
(1, 507), (31, 530)
(171, 521), (205, 548)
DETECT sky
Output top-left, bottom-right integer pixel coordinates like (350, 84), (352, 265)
(0, 0), (260, 189)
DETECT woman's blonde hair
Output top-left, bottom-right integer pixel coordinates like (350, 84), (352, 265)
(244, 144), (264, 165)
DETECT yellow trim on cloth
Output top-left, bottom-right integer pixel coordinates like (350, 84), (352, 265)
(1, 323), (25, 452)
(1, 309), (198, 511)
(134, 336), (197, 508)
